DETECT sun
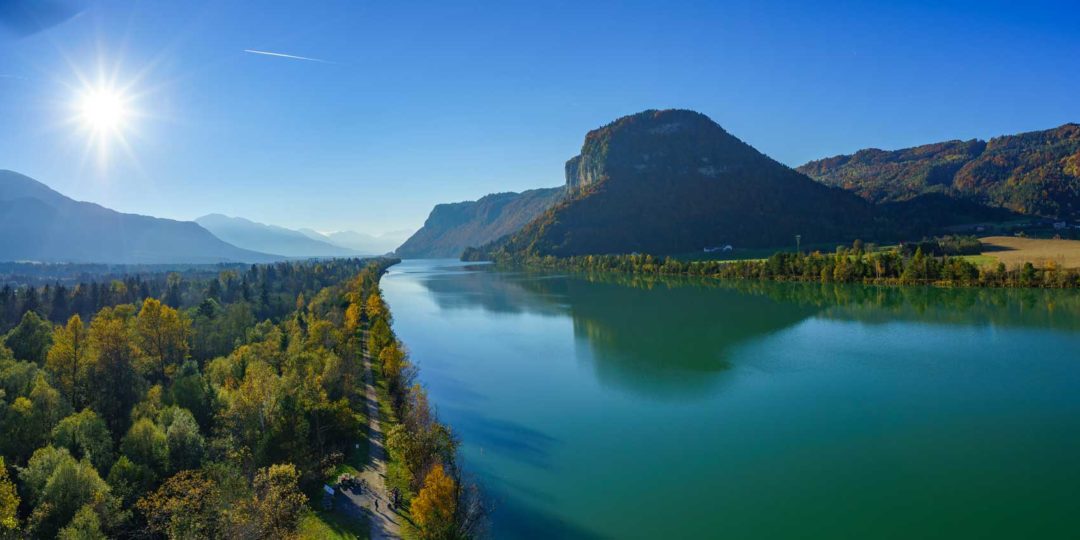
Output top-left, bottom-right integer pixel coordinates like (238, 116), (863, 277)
(77, 87), (131, 135)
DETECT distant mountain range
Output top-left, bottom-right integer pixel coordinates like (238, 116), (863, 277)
(0, 170), (276, 264)
(298, 228), (406, 256)
(797, 123), (1080, 219)
(395, 187), (564, 258)
(195, 214), (362, 258)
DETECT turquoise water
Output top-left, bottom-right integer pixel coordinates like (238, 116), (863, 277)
(380, 260), (1080, 539)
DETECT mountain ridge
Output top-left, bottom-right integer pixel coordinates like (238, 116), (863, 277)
(797, 123), (1080, 218)
(395, 186), (565, 258)
(0, 170), (277, 264)
(470, 109), (1015, 259)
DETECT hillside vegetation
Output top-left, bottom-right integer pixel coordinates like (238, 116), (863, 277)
(798, 123), (1080, 218)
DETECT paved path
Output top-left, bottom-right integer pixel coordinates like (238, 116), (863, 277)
(340, 332), (402, 539)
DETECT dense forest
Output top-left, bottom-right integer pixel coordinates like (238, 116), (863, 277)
(0, 258), (479, 539)
(474, 238), (1080, 289)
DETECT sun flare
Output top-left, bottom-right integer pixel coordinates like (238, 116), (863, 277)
(77, 87), (130, 134)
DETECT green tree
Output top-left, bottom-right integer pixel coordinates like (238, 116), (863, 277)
(106, 456), (155, 509)
(20, 446), (111, 539)
(120, 418), (168, 474)
(163, 408), (205, 473)
(168, 361), (214, 429)
(3, 311), (53, 364)
(52, 409), (114, 474)
(56, 505), (106, 540)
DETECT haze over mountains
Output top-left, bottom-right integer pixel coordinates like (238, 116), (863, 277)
(298, 228), (407, 256)
(0, 170), (275, 264)
(0, 170), (407, 264)
(195, 214), (361, 258)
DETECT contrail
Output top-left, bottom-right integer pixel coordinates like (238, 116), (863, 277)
(243, 49), (333, 64)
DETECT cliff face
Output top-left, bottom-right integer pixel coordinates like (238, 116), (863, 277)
(798, 123), (1080, 218)
(395, 187), (564, 258)
(495, 109), (884, 257)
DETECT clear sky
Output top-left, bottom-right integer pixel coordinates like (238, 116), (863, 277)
(2, 0), (1078, 235)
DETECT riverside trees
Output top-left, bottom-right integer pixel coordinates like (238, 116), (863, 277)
(0, 258), (400, 538)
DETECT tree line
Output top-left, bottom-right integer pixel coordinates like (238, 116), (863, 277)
(485, 240), (1080, 289)
(1, 257), (452, 539)
(362, 284), (485, 539)
(0, 259), (376, 335)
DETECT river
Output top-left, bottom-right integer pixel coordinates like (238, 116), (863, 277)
(380, 259), (1080, 539)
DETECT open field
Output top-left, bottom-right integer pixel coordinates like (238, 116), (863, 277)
(979, 236), (1080, 268)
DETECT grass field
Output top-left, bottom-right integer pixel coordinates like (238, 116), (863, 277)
(298, 510), (369, 540)
(979, 236), (1080, 268)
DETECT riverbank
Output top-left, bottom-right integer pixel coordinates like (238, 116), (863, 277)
(359, 265), (485, 539)
(472, 240), (1080, 289)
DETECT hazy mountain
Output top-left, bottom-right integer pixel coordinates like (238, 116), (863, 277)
(797, 123), (1080, 218)
(396, 187), (565, 258)
(0, 170), (276, 264)
(195, 214), (359, 258)
(298, 228), (406, 255)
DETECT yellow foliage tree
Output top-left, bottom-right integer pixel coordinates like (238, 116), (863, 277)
(365, 292), (385, 321)
(0, 457), (18, 535)
(134, 298), (191, 382)
(411, 463), (458, 539)
(45, 315), (88, 408)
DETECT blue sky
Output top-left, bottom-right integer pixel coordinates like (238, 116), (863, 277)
(1, 0), (1078, 235)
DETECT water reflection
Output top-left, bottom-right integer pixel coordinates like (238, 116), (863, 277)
(412, 264), (1080, 399)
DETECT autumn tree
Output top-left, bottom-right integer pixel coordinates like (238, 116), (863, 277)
(412, 463), (458, 540)
(45, 315), (89, 408)
(85, 307), (143, 437)
(364, 291), (386, 321)
(225, 463), (307, 539)
(136, 470), (222, 540)
(0, 457), (18, 538)
(134, 298), (191, 383)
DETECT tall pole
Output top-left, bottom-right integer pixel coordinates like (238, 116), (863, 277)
(796, 234), (801, 254)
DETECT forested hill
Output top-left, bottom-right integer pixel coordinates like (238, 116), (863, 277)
(395, 187), (564, 258)
(488, 110), (886, 257)
(797, 123), (1080, 219)
(0, 170), (277, 264)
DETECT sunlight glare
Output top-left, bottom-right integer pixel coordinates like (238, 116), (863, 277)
(77, 87), (130, 134)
